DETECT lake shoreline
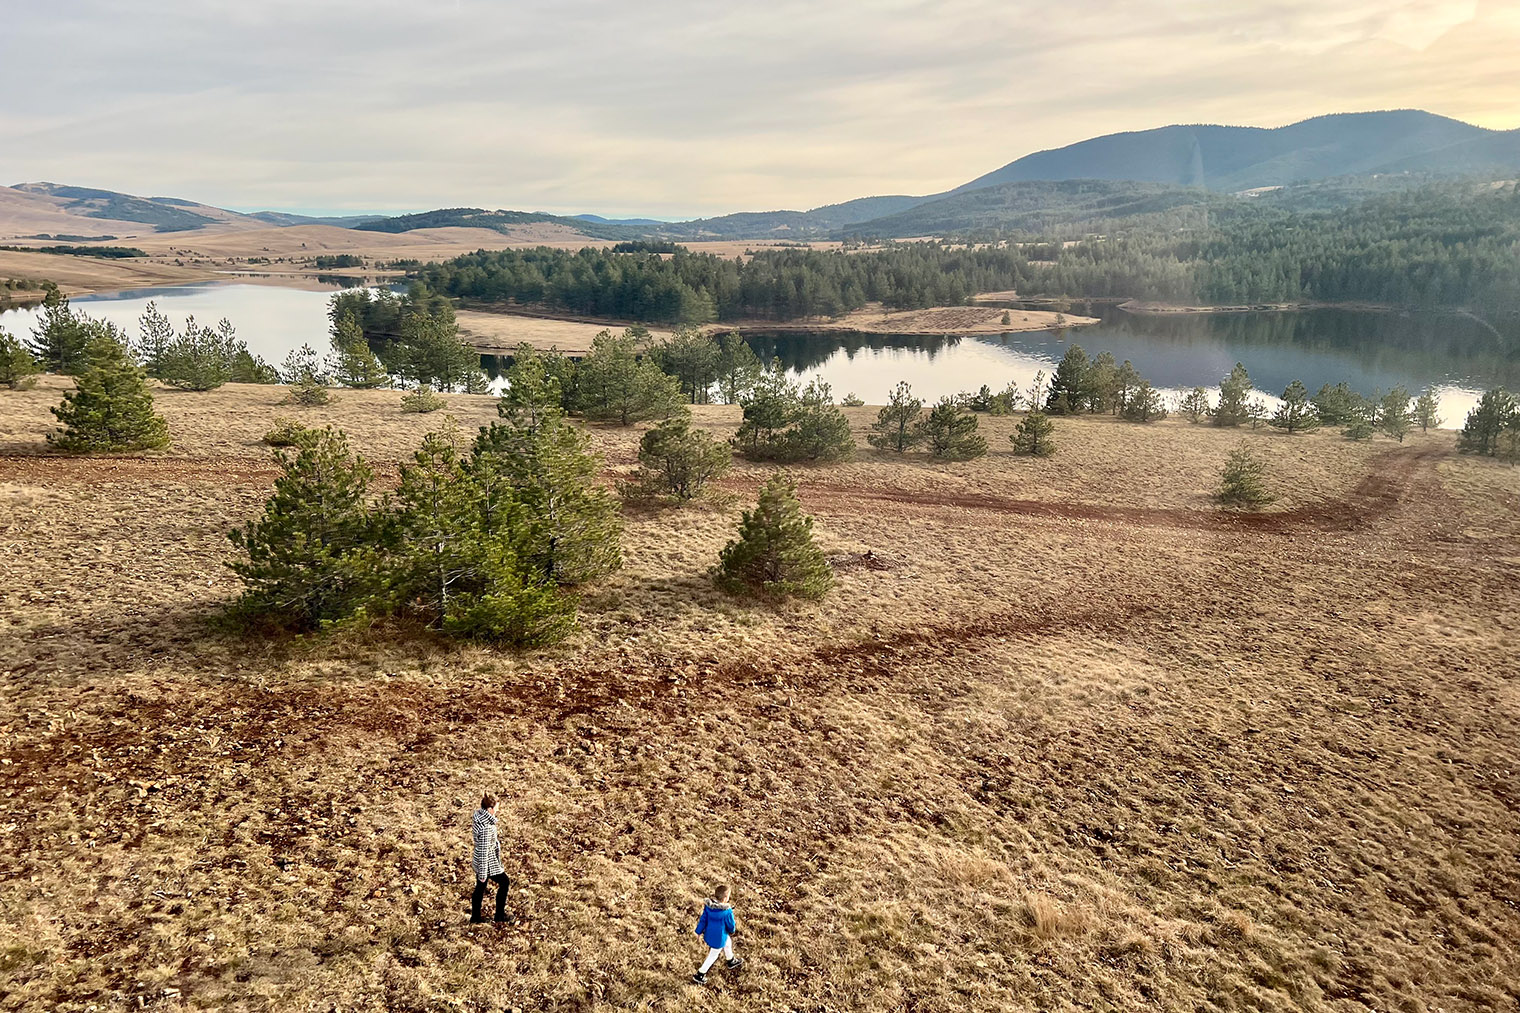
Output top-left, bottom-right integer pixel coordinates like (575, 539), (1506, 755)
(1118, 298), (1422, 316)
(457, 301), (1100, 340)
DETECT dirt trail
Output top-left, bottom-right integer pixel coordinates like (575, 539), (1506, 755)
(788, 445), (1448, 535)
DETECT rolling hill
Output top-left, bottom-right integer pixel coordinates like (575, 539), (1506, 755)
(952, 110), (1520, 193)
(6, 110), (1518, 247)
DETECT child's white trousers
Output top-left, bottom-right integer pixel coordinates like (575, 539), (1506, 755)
(699, 940), (735, 972)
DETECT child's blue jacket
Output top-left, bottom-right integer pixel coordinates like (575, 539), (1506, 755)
(695, 901), (735, 948)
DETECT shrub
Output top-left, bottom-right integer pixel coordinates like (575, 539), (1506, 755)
(1343, 417), (1375, 441)
(626, 413), (732, 501)
(1011, 410), (1056, 457)
(441, 581), (577, 647)
(1217, 445), (1273, 508)
(263, 417), (316, 447)
(714, 473), (833, 600)
(400, 384), (447, 413)
(839, 392), (865, 407)
(48, 331), (170, 453)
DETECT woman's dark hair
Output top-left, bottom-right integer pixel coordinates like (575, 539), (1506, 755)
(481, 792), (497, 810)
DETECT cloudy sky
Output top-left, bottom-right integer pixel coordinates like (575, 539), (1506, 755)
(2, 0), (1517, 218)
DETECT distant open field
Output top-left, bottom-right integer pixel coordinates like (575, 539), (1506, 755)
(0, 223), (614, 299)
(1, 380), (1517, 1012)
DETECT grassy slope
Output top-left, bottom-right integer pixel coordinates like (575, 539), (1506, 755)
(1, 381), (1517, 1012)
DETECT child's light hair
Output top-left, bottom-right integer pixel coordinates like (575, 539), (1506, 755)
(714, 884), (730, 902)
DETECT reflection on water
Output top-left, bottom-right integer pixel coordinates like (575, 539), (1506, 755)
(745, 306), (1518, 426)
(3, 283), (1513, 427)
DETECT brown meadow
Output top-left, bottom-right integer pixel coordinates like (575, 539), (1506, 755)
(1, 381), (1517, 1012)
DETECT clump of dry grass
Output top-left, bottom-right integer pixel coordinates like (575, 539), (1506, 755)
(0, 383), (1517, 1011)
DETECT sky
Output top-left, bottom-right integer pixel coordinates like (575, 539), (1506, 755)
(2, 0), (1518, 219)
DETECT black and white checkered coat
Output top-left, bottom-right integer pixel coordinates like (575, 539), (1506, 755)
(472, 807), (504, 880)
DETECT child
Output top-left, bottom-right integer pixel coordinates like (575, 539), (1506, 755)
(692, 883), (743, 985)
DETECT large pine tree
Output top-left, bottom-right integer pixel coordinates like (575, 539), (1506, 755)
(715, 473), (833, 599)
(48, 331), (171, 453)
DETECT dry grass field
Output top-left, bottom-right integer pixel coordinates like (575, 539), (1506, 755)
(2, 380), (1518, 1012)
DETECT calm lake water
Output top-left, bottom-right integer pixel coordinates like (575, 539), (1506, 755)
(4, 283), (1514, 427)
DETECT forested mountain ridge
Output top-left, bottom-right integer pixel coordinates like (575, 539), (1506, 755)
(953, 110), (1520, 193)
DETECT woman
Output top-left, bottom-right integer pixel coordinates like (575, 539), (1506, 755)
(470, 792), (510, 923)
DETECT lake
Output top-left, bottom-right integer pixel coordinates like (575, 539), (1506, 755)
(4, 283), (1514, 426)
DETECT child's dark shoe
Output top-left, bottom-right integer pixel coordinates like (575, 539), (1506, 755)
(691, 972), (708, 985)
(726, 957), (744, 970)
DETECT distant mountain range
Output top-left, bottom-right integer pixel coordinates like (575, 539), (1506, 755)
(5, 110), (1518, 244)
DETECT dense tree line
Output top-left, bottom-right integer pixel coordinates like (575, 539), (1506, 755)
(415, 245), (1036, 323)
(411, 183), (1519, 321)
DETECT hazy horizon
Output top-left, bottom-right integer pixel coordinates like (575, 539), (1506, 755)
(3, 0), (1518, 219)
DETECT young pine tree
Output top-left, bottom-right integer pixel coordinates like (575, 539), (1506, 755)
(28, 294), (93, 374)
(159, 314), (237, 391)
(715, 332), (763, 404)
(1011, 410), (1056, 457)
(227, 427), (377, 627)
(1379, 385), (1413, 443)
(652, 326), (721, 404)
(915, 397), (988, 461)
(733, 367), (798, 458)
(1413, 390), (1442, 434)
(783, 379), (856, 462)
(331, 310), (391, 389)
(1216, 445), (1273, 509)
(471, 412), (622, 584)
(1178, 386), (1210, 423)
(135, 301), (175, 378)
(866, 380), (924, 452)
(714, 473), (833, 600)
(0, 328), (41, 390)
(1270, 380), (1320, 434)
(1211, 362), (1254, 427)
(282, 344), (335, 406)
(48, 330), (171, 453)
(1121, 380), (1168, 422)
(1458, 389), (1517, 456)
(627, 412), (733, 501)
(1044, 344), (1091, 415)
(400, 385), (447, 413)
(576, 329), (685, 424)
